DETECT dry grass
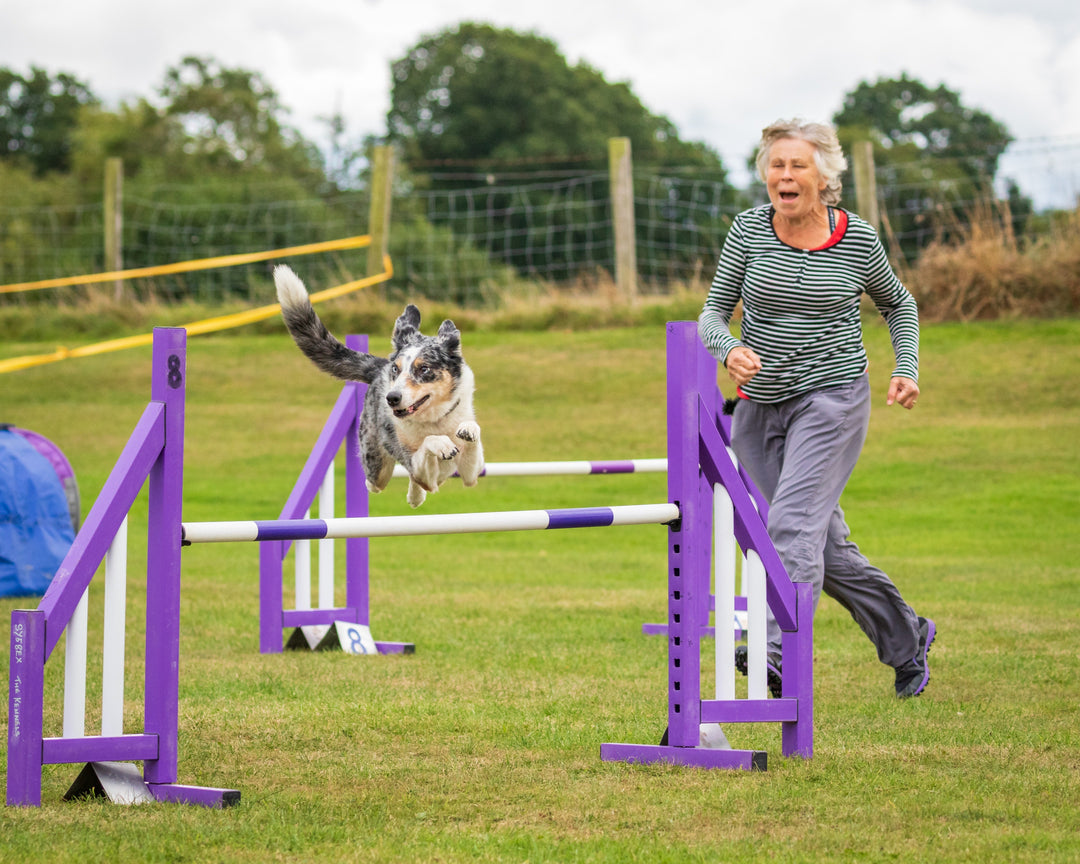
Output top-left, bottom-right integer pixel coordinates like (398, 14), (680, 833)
(907, 200), (1080, 321)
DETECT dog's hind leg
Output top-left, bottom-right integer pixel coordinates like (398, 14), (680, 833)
(406, 478), (427, 509)
(359, 405), (396, 493)
(454, 422), (484, 487)
(365, 455), (395, 494)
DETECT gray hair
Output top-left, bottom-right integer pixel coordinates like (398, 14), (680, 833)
(755, 119), (848, 206)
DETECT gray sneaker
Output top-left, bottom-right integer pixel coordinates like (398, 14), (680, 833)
(895, 617), (936, 698)
(734, 645), (783, 698)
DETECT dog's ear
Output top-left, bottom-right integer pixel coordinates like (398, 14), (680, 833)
(392, 305), (423, 350)
(437, 319), (461, 354)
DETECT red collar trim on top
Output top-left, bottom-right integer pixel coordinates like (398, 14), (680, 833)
(811, 208), (848, 251)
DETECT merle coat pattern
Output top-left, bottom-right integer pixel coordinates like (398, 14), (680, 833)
(274, 265), (483, 508)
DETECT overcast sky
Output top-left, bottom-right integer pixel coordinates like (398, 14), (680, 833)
(4, 0), (1079, 206)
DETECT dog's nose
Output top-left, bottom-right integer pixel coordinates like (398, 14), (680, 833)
(386, 391), (401, 407)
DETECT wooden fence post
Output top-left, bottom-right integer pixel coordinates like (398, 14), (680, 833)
(852, 141), (880, 232)
(367, 145), (394, 292)
(608, 137), (638, 302)
(104, 158), (123, 300)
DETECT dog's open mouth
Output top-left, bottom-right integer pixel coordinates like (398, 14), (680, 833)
(393, 395), (430, 418)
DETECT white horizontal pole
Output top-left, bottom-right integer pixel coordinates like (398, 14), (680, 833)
(391, 458), (667, 478)
(182, 503), (679, 544)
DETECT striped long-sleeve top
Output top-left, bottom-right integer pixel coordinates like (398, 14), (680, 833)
(698, 204), (919, 404)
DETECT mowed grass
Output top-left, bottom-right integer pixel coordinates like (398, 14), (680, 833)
(1, 317), (1078, 863)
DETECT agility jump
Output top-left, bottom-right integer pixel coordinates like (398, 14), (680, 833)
(256, 335), (767, 652)
(6, 329), (238, 807)
(255, 322), (813, 769)
(6, 322), (812, 808)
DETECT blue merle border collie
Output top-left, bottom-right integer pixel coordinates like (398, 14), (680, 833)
(274, 265), (483, 508)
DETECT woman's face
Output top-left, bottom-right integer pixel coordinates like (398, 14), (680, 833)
(765, 137), (828, 220)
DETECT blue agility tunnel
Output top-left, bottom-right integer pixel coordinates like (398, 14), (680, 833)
(0, 425), (79, 598)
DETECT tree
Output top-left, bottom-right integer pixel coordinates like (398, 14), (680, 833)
(834, 73), (1012, 181)
(387, 22), (721, 171)
(69, 100), (186, 187)
(157, 56), (323, 185)
(833, 73), (1021, 257)
(0, 58), (375, 300)
(385, 23), (730, 284)
(0, 66), (98, 175)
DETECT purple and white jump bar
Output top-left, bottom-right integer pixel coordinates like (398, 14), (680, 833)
(391, 459), (667, 478)
(182, 503), (680, 544)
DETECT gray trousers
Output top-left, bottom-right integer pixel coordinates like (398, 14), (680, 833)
(730, 374), (920, 668)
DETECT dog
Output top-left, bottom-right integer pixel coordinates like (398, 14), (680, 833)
(273, 265), (483, 508)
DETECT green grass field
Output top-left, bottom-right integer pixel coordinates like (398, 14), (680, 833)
(1, 317), (1078, 863)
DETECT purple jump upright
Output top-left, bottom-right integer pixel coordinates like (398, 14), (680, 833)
(599, 321), (813, 770)
(257, 335), (412, 655)
(6, 328), (238, 808)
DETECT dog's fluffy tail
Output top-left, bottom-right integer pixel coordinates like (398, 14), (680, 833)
(274, 265), (387, 383)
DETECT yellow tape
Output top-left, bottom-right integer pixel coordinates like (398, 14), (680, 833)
(0, 234), (372, 295)
(0, 256), (393, 375)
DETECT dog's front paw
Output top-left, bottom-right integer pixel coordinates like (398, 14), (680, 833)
(425, 435), (459, 461)
(456, 421), (481, 444)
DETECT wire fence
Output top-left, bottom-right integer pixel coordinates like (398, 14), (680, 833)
(122, 192), (371, 302)
(0, 189), (372, 305)
(2, 136), (1078, 307)
(390, 166), (743, 304)
(0, 202), (104, 292)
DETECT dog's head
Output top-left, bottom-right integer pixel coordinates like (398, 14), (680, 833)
(385, 306), (466, 420)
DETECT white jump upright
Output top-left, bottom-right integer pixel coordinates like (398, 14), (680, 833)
(58, 519), (130, 740)
(101, 517), (128, 736)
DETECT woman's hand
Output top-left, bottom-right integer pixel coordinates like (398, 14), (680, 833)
(887, 376), (920, 409)
(725, 346), (762, 387)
